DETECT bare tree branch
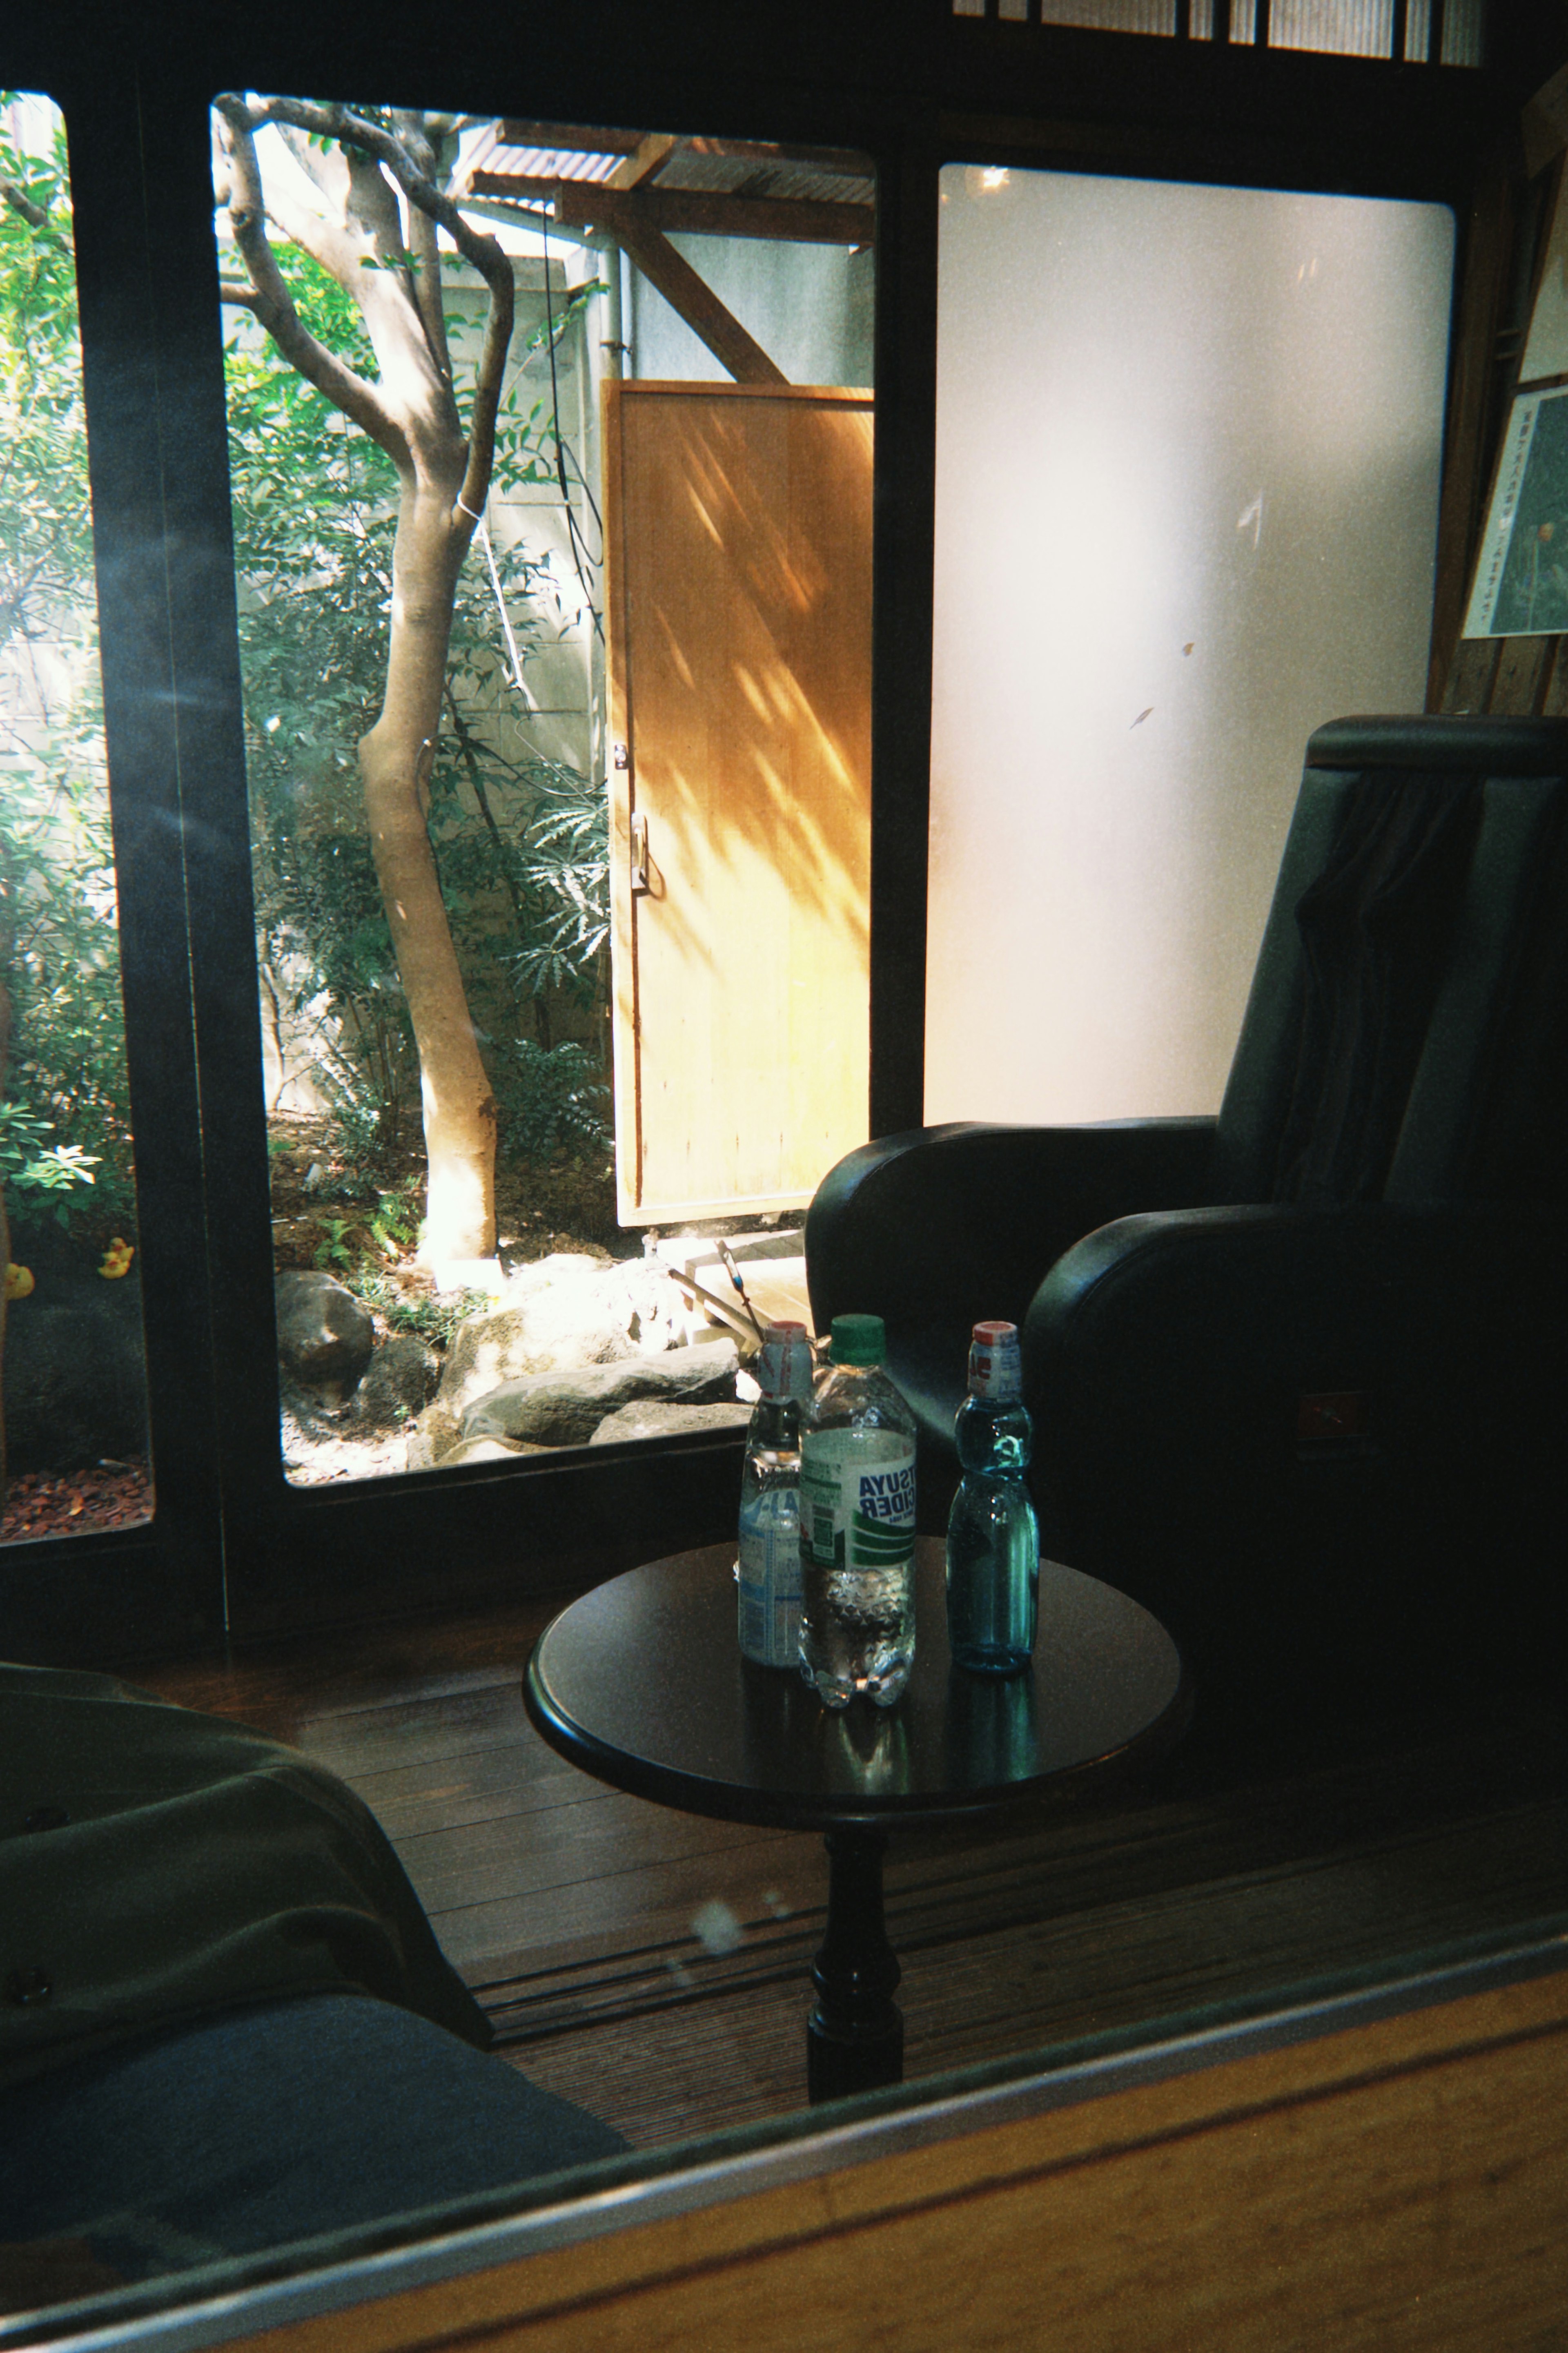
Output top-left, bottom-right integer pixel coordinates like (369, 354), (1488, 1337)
(0, 180), (47, 231)
(455, 270), (512, 526)
(392, 111), (452, 385)
(213, 96), (404, 465)
(256, 130), (379, 294)
(271, 119), (348, 210)
(239, 96), (514, 529)
(247, 98), (511, 295)
(218, 279), (264, 313)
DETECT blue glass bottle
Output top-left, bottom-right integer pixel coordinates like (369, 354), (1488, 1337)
(945, 1320), (1039, 1676)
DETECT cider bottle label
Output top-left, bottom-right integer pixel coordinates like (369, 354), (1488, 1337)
(800, 1430), (916, 1572)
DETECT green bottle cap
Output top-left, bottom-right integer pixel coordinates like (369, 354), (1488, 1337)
(830, 1313), (886, 1366)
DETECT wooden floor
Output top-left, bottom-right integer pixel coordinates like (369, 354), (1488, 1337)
(136, 1593), (1568, 2153)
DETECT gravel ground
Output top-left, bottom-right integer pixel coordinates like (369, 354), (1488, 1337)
(0, 1458), (152, 1543)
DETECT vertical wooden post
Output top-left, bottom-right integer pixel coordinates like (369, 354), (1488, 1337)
(1428, 149), (1517, 706)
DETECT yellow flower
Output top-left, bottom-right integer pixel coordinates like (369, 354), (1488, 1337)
(98, 1238), (134, 1280)
(4, 1264), (33, 1301)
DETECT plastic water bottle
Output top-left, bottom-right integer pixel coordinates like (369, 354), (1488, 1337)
(945, 1320), (1039, 1676)
(799, 1314), (918, 1709)
(737, 1321), (814, 1668)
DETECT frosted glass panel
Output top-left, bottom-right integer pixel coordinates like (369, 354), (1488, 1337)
(927, 169), (1453, 1125)
(1036, 0), (1176, 26)
(1270, 0), (1392, 56)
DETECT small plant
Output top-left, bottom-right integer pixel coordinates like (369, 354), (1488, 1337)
(312, 1214), (354, 1270)
(349, 1267), (489, 1350)
(0, 1100), (100, 1227)
(366, 1182), (420, 1259)
(497, 1038), (610, 1164)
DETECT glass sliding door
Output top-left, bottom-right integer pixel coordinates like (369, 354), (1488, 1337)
(0, 94), (153, 1549)
(213, 97), (874, 1502)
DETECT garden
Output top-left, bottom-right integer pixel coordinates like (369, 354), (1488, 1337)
(0, 100), (148, 1537)
(1, 98), (857, 1534)
(0, 97), (770, 1536)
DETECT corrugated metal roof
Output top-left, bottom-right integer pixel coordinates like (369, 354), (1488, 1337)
(465, 136), (622, 187)
(655, 153), (875, 207)
(458, 123), (874, 217)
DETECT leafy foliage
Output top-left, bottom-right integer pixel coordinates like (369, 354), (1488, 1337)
(0, 99), (137, 1242)
(496, 1038), (610, 1163)
(0, 1100), (97, 1221)
(343, 1265), (490, 1351)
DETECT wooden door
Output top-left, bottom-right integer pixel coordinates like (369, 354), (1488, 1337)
(604, 381), (873, 1224)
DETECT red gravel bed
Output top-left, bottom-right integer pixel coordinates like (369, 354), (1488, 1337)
(0, 1459), (152, 1545)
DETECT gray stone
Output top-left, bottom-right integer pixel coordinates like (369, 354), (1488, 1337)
(352, 1333), (440, 1431)
(434, 1257), (687, 1417)
(505, 1250), (603, 1289)
(279, 1373), (351, 1444)
(405, 1399), (462, 1471)
(437, 1435), (533, 1469)
(274, 1269), (374, 1403)
(589, 1399), (753, 1445)
(462, 1338), (739, 1450)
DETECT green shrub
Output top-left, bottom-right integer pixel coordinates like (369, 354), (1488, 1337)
(0, 102), (138, 1245)
(496, 1038), (610, 1163)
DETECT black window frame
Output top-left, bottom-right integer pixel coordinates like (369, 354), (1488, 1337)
(0, 0), (1542, 1662)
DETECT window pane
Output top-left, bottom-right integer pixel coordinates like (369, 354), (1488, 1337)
(928, 167), (1453, 1126)
(1268, 0), (1392, 56)
(214, 101), (873, 1485)
(0, 94), (151, 1542)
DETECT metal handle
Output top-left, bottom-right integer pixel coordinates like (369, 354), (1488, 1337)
(630, 812), (650, 895)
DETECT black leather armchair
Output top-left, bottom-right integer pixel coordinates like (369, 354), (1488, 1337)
(807, 716), (1568, 1717)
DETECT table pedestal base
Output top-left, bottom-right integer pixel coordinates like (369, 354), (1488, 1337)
(807, 1824), (904, 2103)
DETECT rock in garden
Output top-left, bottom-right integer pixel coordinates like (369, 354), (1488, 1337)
(461, 1338), (739, 1451)
(279, 1373), (352, 1445)
(274, 1269), (374, 1401)
(506, 1251), (601, 1288)
(436, 1435), (546, 1470)
(434, 1255), (686, 1419)
(352, 1333), (440, 1432)
(588, 1400), (753, 1445)
(404, 1399), (461, 1472)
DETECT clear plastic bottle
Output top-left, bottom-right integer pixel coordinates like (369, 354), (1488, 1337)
(945, 1320), (1039, 1676)
(799, 1314), (918, 1709)
(737, 1321), (814, 1668)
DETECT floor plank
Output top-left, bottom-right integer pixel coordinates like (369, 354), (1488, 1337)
(500, 1791), (1568, 2148)
(126, 1608), (1568, 2161)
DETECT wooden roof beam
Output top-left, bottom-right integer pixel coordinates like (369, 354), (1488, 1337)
(494, 120), (644, 156)
(607, 133), (677, 191)
(609, 213), (787, 385)
(466, 174), (875, 248)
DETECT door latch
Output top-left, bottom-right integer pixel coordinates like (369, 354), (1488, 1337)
(630, 812), (650, 895)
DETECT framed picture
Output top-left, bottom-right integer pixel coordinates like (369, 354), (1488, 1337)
(1462, 385), (1568, 638)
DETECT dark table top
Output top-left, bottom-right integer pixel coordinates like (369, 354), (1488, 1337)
(524, 1540), (1188, 1832)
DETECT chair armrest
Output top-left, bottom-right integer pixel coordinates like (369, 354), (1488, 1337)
(805, 1118), (1217, 1488)
(808, 1118), (1216, 1347)
(1023, 1202), (1568, 1711)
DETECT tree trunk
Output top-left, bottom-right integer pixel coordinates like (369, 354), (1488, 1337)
(361, 481), (496, 1263)
(216, 101), (516, 1265)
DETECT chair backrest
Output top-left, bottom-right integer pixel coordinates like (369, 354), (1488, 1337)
(1210, 715), (1568, 1207)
